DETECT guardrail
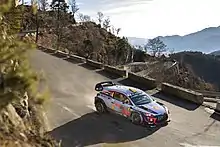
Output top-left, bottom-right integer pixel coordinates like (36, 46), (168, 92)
(38, 45), (220, 107)
(68, 54), (86, 63)
(86, 59), (103, 69)
(56, 50), (68, 58)
(161, 83), (204, 105)
(128, 72), (157, 89)
(103, 65), (128, 77)
(194, 90), (220, 98)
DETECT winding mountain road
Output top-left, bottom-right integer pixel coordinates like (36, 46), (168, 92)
(30, 49), (220, 147)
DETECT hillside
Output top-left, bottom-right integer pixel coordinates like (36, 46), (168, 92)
(170, 51), (220, 90)
(18, 5), (218, 91)
(0, 4), (58, 147)
(20, 5), (133, 66)
(210, 50), (220, 56)
(128, 26), (220, 53)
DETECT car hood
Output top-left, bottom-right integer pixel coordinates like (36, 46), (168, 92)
(138, 101), (166, 115)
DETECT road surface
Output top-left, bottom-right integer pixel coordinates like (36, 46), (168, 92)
(30, 50), (220, 147)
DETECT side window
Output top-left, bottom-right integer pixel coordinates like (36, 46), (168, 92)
(102, 90), (114, 97)
(108, 91), (114, 97)
(113, 92), (127, 102)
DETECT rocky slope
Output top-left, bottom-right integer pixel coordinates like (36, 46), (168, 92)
(0, 3), (58, 147)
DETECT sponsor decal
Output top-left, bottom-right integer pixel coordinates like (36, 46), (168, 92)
(121, 107), (131, 116)
(152, 105), (160, 110)
(129, 88), (137, 93)
(111, 104), (115, 110)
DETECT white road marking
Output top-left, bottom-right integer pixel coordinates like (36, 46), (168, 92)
(87, 105), (96, 111)
(180, 143), (220, 147)
(57, 102), (80, 117)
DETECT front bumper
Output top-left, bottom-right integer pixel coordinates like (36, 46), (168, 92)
(143, 114), (171, 127)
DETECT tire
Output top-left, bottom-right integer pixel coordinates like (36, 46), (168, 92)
(95, 101), (107, 114)
(131, 112), (142, 125)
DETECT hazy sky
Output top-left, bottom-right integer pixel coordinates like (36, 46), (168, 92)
(75, 0), (220, 38)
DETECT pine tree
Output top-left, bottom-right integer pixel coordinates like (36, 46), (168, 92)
(0, 1), (43, 109)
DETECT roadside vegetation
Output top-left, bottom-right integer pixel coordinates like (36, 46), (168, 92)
(25, 0), (218, 91)
(0, 0), (58, 146)
(20, 0), (220, 92)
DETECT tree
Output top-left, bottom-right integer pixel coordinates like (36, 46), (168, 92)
(68, 0), (79, 20)
(97, 12), (104, 25)
(0, 0), (42, 109)
(38, 0), (48, 11)
(51, 0), (69, 13)
(116, 28), (121, 35)
(83, 15), (91, 22)
(78, 13), (90, 22)
(114, 37), (133, 64)
(78, 13), (84, 22)
(51, 0), (69, 50)
(145, 37), (167, 57)
(103, 17), (110, 30)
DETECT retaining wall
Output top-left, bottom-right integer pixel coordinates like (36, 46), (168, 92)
(37, 46), (210, 106)
(86, 59), (103, 69)
(128, 72), (157, 89)
(161, 83), (204, 105)
(103, 65), (127, 77)
(68, 54), (86, 63)
(56, 50), (68, 58)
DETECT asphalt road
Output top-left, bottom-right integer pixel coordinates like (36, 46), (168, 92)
(30, 50), (220, 147)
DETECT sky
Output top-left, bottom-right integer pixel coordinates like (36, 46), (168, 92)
(74, 0), (220, 39)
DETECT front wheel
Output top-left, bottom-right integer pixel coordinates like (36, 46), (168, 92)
(95, 101), (107, 114)
(131, 112), (142, 125)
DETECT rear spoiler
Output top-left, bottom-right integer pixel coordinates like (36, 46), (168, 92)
(95, 81), (116, 91)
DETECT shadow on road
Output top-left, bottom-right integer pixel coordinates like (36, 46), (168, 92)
(96, 69), (121, 80)
(63, 57), (83, 64)
(210, 112), (220, 121)
(79, 63), (100, 70)
(118, 78), (151, 91)
(152, 91), (200, 111)
(40, 48), (56, 54)
(47, 112), (160, 147)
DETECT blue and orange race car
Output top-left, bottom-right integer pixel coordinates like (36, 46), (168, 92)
(94, 81), (171, 127)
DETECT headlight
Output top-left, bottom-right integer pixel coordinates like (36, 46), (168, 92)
(145, 113), (152, 117)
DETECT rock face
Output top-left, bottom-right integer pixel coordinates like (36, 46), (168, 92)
(12, 92), (30, 119)
(0, 93), (58, 147)
(0, 104), (25, 131)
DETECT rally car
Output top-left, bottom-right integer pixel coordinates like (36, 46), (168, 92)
(94, 81), (170, 127)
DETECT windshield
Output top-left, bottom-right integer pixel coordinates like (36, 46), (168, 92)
(130, 93), (153, 105)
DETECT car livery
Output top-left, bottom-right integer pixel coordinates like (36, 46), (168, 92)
(94, 81), (170, 126)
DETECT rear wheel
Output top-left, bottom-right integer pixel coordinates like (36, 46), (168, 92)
(131, 112), (142, 125)
(95, 101), (107, 114)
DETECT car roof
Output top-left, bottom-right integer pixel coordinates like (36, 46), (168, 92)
(103, 85), (144, 97)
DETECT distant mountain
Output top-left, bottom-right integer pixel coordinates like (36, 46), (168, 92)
(128, 26), (220, 53)
(210, 50), (220, 56)
(127, 37), (148, 46)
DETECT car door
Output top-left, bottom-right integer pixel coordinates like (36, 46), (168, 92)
(110, 91), (124, 114)
(120, 97), (133, 117)
(101, 90), (114, 109)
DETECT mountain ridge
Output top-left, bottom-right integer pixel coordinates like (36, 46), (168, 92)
(127, 25), (220, 53)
